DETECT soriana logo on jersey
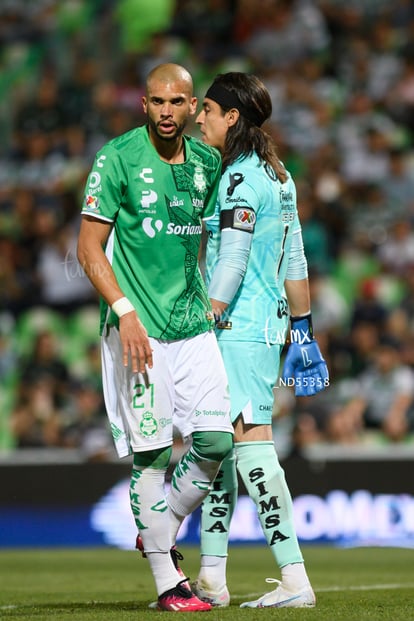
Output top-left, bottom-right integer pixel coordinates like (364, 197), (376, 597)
(142, 218), (202, 239)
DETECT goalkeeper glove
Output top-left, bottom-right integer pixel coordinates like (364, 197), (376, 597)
(281, 313), (329, 397)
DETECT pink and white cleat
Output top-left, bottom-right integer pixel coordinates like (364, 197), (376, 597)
(157, 582), (212, 612)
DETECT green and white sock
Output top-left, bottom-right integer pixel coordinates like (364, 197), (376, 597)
(130, 464), (179, 595)
(167, 447), (221, 542)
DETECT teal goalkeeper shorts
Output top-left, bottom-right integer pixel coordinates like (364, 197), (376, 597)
(219, 340), (283, 425)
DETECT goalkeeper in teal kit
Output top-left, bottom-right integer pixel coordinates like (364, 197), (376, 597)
(193, 72), (329, 609)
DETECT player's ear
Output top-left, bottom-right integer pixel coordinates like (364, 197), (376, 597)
(189, 96), (198, 116)
(227, 108), (240, 127)
(141, 96), (148, 113)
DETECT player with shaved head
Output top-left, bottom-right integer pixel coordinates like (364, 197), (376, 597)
(144, 63), (196, 146)
(78, 63), (233, 612)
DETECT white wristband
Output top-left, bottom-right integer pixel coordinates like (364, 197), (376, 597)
(111, 296), (135, 318)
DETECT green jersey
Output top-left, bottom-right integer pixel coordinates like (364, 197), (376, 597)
(81, 126), (221, 339)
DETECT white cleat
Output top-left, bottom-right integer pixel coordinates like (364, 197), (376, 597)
(191, 579), (230, 607)
(240, 578), (316, 608)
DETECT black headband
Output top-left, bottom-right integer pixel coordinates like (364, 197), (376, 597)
(204, 83), (263, 127)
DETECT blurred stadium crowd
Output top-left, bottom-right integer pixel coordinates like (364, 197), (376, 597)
(1, 0), (414, 460)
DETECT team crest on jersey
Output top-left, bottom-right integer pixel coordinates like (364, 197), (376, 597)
(233, 207), (256, 232)
(85, 195), (100, 211)
(139, 411), (158, 437)
(193, 166), (207, 193)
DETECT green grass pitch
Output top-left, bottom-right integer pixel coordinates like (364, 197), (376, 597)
(0, 545), (413, 620)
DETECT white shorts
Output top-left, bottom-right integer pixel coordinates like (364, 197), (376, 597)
(101, 328), (233, 458)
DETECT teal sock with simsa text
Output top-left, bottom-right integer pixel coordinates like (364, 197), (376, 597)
(235, 441), (304, 568)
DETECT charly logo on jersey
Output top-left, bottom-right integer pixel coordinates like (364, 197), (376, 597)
(233, 207), (256, 232)
(139, 167), (154, 183)
(193, 166), (207, 193)
(227, 172), (244, 196)
(225, 172), (248, 207)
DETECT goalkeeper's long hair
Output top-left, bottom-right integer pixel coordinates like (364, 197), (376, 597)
(211, 72), (287, 183)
